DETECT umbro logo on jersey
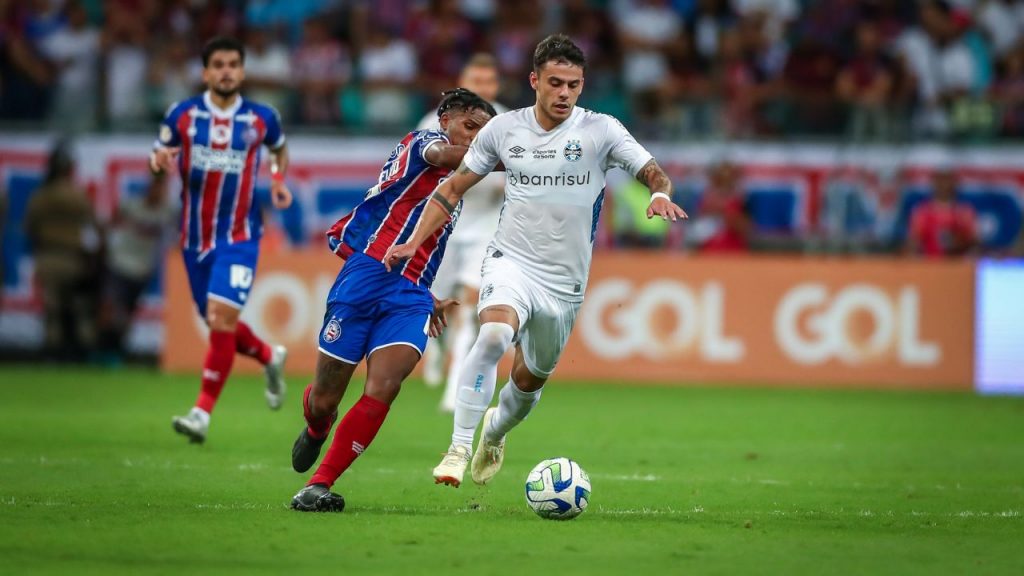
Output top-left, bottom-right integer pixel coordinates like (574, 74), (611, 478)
(508, 145), (526, 158)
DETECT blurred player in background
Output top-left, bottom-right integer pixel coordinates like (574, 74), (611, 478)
(25, 141), (102, 362)
(289, 89), (497, 512)
(98, 173), (177, 363)
(150, 37), (292, 444)
(416, 54), (508, 413)
(387, 34), (687, 488)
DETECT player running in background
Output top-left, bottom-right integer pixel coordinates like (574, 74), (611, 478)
(289, 89), (497, 512)
(416, 53), (509, 412)
(386, 34), (687, 488)
(150, 37), (292, 444)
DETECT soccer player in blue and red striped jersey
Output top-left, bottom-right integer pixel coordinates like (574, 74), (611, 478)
(150, 37), (293, 444)
(289, 89), (497, 512)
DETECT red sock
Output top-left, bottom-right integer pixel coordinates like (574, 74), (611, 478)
(309, 394), (390, 487)
(235, 321), (272, 365)
(303, 382), (337, 440)
(195, 330), (237, 413)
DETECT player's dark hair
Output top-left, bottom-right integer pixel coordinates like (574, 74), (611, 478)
(533, 33), (586, 72)
(436, 87), (497, 120)
(44, 139), (74, 184)
(202, 36), (245, 67)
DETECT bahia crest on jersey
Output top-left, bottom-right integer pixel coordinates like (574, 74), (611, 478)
(157, 92), (284, 253)
(325, 129), (461, 289)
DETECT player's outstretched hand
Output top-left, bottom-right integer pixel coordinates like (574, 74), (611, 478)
(271, 180), (293, 210)
(647, 196), (688, 222)
(150, 146), (180, 174)
(383, 243), (417, 272)
(429, 298), (460, 338)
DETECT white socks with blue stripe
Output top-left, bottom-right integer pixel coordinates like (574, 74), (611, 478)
(485, 379), (542, 442)
(451, 322), (514, 449)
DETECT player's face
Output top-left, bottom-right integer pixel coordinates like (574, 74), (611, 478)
(440, 107), (493, 147)
(458, 65), (499, 103)
(530, 61), (584, 125)
(203, 50), (245, 97)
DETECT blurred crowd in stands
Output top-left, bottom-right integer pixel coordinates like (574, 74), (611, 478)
(3, 0), (1024, 141)
(3, 0), (1023, 360)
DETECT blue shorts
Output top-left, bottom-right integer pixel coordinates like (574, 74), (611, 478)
(182, 240), (260, 318)
(318, 252), (434, 364)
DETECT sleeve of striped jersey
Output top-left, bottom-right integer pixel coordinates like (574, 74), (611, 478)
(463, 116), (501, 175)
(261, 106), (286, 149)
(415, 130), (448, 165)
(601, 114), (654, 177)
(153, 102), (182, 149)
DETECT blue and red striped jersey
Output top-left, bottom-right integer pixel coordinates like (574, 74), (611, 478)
(326, 129), (460, 290)
(155, 91), (285, 253)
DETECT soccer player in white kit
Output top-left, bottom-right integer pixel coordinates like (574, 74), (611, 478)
(385, 34), (686, 487)
(416, 54), (509, 413)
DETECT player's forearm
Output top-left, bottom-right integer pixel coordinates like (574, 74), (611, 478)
(636, 159), (672, 196)
(405, 192), (453, 249)
(270, 145), (289, 178)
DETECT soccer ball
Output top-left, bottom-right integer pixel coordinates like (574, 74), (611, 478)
(524, 457), (591, 520)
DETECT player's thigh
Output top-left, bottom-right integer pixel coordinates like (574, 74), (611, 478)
(206, 240), (260, 314)
(313, 350), (359, 408)
(518, 293), (581, 381)
(364, 343), (422, 405)
(477, 255), (531, 335)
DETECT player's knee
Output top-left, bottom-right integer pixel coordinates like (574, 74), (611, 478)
(206, 304), (239, 331)
(310, 392), (338, 418)
(473, 322), (515, 363)
(364, 377), (402, 405)
(512, 362), (546, 392)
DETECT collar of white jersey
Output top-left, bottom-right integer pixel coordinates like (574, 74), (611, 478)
(203, 90), (243, 119)
(529, 104), (581, 133)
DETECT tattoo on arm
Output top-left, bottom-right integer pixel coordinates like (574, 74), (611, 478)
(636, 159), (671, 194)
(457, 161), (473, 175)
(430, 191), (456, 215)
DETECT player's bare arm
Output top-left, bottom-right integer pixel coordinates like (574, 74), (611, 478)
(269, 143), (292, 209)
(383, 161), (486, 270)
(637, 159), (687, 222)
(424, 143), (471, 171)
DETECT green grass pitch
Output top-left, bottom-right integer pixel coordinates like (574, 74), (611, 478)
(1, 366), (1022, 575)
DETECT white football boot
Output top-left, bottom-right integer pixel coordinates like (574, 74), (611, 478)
(433, 444), (471, 487)
(264, 345), (288, 410)
(471, 408), (506, 485)
(172, 408), (209, 444)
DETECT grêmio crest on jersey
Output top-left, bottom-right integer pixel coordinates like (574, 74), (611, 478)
(564, 139), (583, 162)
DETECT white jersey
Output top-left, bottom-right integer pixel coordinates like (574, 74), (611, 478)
(417, 104), (508, 244)
(464, 106), (653, 301)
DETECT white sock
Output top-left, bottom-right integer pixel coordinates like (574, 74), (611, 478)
(452, 322), (514, 449)
(441, 304), (478, 410)
(486, 379), (542, 441)
(189, 407), (211, 427)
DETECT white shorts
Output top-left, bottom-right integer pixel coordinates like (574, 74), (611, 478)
(477, 254), (581, 378)
(433, 236), (490, 299)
